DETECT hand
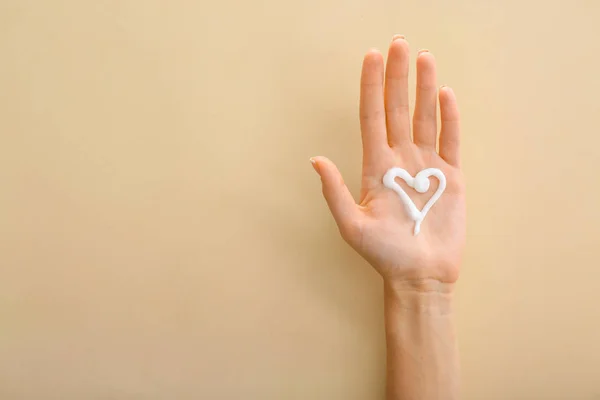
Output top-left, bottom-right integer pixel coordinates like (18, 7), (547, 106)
(311, 36), (465, 286)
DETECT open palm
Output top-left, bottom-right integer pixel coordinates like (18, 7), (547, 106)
(311, 36), (465, 284)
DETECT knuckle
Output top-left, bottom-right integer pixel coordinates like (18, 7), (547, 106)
(360, 109), (385, 122)
(385, 104), (409, 114)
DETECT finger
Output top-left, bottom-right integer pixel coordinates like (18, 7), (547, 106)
(384, 35), (411, 147)
(413, 50), (438, 149)
(438, 86), (461, 167)
(360, 50), (388, 163)
(310, 156), (360, 242)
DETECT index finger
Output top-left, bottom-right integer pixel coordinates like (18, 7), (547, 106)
(359, 50), (388, 163)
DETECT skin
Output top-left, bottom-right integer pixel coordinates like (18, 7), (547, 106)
(310, 35), (465, 400)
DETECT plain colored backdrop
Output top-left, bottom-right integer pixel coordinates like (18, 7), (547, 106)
(1, 1), (600, 399)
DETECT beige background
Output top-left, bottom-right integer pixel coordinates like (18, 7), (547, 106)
(1, 1), (600, 399)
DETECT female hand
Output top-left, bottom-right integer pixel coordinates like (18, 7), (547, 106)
(311, 36), (465, 287)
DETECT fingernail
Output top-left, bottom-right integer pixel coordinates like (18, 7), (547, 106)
(392, 34), (405, 41)
(439, 84), (447, 89)
(309, 158), (319, 174)
(418, 49), (430, 55)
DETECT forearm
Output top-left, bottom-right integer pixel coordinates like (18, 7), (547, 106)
(384, 279), (459, 400)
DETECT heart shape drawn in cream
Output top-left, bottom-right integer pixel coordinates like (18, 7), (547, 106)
(382, 167), (446, 235)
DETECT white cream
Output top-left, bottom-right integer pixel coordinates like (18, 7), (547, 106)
(382, 167), (446, 235)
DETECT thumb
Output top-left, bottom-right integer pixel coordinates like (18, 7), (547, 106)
(310, 156), (359, 239)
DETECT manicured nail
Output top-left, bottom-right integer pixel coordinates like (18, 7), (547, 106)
(309, 158), (319, 174)
(418, 49), (430, 55)
(392, 34), (405, 41)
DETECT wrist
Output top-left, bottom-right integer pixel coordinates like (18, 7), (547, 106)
(384, 277), (455, 294)
(383, 278), (454, 316)
(383, 279), (460, 400)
